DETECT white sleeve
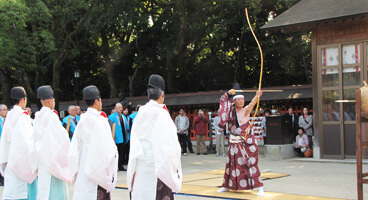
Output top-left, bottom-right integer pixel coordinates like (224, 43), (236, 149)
(152, 111), (182, 192)
(39, 113), (71, 183)
(85, 119), (118, 192)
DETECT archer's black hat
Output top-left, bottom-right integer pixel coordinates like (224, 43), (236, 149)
(233, 82), (241, 90)
(37, 85), (54, 99)
(148, 74), (165, 91)
(10, 86), (26, 99)
(83, 85), (101, 100)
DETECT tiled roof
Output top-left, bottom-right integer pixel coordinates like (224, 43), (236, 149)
(261, 0), (368, 31)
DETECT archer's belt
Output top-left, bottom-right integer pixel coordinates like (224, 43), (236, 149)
(230, 134), (243, 143)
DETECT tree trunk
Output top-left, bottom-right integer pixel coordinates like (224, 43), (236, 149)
(105, 59), (118, 98)
(0, 68), (13, 107)
(129, 64), (141, 97)
(302, 55), (310, 84)
(167, 52), (179, 93)
(16, 68), (36, 107)
(166, 0), (190, 93)
(52, 52), (66, 111)
(100, 28), (118, 98)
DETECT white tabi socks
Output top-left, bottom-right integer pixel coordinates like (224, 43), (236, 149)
(217, 186), (264, 196)
(217, 187), (230, 193)
(257, 186), (265, 196)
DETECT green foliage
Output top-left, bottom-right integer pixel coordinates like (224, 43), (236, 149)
(0, 0), (310, 107)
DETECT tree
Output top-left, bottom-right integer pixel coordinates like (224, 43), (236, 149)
(0, 0), (310, 109)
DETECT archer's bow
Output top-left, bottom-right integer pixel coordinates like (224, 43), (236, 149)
(245, 8), (263, 137)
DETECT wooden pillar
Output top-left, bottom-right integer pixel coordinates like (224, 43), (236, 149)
(356, 90), (363, 200)
(356, 89), (368, 199)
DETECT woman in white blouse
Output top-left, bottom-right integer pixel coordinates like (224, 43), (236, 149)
(298, 107), (313, 147)
(294, 127), (309, 157)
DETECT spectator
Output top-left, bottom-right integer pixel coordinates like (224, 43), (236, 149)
(76, 105), (81, 116)
(185, 111), (194, 153)
(128, 105), (141, 129)
(0, 104), (7, 186)
(299, 107), (313, 147)
(0, 104), (8, 137)
(261, 110), (270, 144)
(62, 105), (80, 139)
(25, 107), (34, 125)
(108, 103), (127, 171)
(122, 106), (131, 165)
(111, 108), (116, 115)
(288, 107), (299, 138)
(213, 115), (225, 156)
(175, 109), (190, 156)
(194, 109), (208, 155)
(323, 99), (340, 121)
(294, 127), (309, 157)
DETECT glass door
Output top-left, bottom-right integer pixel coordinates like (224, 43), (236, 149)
(318, 42), (366, 158)
(319, 45), (343, 158)
(342, 43), (363, 158)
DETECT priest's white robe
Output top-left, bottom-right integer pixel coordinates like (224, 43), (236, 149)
(33, 107), (71, 200)
(0, 105), (37, 199)
(68, 108), (118, 200)
(127, 100), (182, 200)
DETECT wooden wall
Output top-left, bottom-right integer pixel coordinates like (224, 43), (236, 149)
(316, 18), (368, 46)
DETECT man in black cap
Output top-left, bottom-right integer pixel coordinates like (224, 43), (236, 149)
(33, 85), (71, 199)
(0, 86), (38, 199)
(68, 85), (118, 200)
(127, 75), (182, 199)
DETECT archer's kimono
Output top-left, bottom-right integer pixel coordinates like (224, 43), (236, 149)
(218, 93), (263, 190)
(68, 108), (118, 200)
(33, 107), (71, 200)
(0, 105), (38, 199)
(127, 100), (182, 200)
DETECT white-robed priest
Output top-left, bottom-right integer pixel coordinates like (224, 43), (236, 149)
(0, 86), (38, 199)
(68, 85), (118, 200)
(33, 85), (71, 199)
(127, 74), (182, 200)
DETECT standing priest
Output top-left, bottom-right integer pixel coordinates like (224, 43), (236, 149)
(68, 85), (118, 200)
(127, 74), (182, 199)
(0, 86), (38, 199)
(33, 85), (71, 199)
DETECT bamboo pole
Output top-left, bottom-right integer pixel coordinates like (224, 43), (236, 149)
(66, 117), (71, 133)
(235, 89), (283, 93)
(112, 123), (116, 142)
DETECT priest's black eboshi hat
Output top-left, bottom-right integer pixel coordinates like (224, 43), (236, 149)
(83, 85), (101, 100)
(148, 74), (165, 91)
(37, 85), (54, 99)
(10, 86), (26, 99)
